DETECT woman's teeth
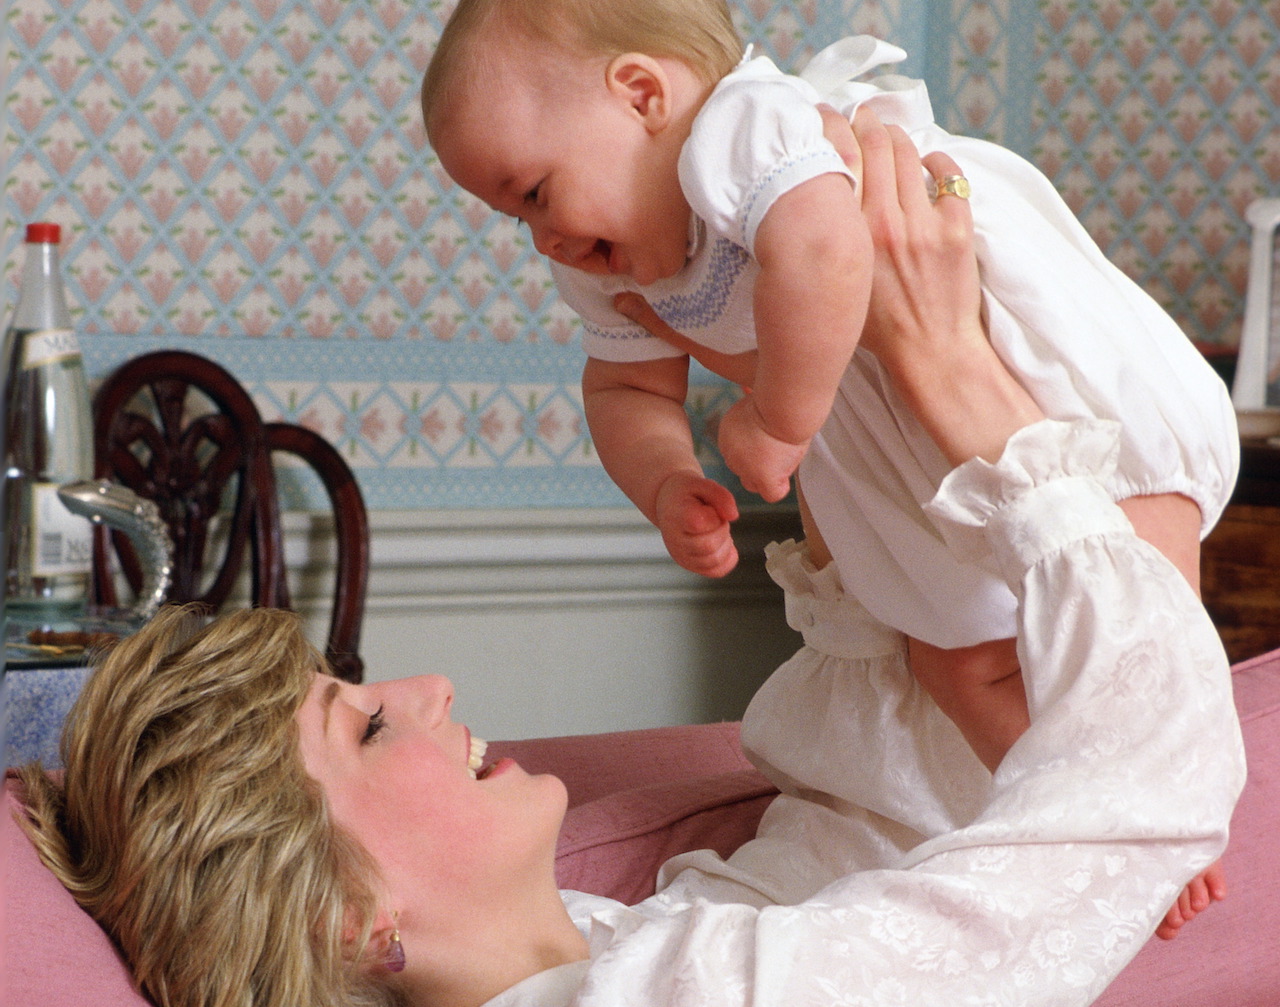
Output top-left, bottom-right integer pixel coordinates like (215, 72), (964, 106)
(468, 736), (488, 780)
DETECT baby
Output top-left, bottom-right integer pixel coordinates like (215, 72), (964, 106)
(421, 0), (1238, 936)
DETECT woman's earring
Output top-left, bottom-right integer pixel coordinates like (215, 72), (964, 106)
(385, 913), (406, 973)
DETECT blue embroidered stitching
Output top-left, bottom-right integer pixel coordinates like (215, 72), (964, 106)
(585, 238), (751, 340)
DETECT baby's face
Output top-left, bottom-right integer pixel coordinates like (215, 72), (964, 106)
(430, 51), (694, 286)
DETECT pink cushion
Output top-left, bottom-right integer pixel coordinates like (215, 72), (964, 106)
(3, 776), (151, 1006)
(556, 769), (777, 904)
(1094, 653), (1280, 1006)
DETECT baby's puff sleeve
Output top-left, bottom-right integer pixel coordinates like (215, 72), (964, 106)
(679, 58), (854, 257)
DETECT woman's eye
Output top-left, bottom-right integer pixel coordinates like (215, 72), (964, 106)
(361, 705), (386, 745)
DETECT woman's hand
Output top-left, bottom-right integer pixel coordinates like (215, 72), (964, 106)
(842, 106), (1042, 465)
(843, 107), (984, 374)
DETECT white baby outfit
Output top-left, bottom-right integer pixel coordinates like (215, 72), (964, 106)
(551, 36), (1239, 647)
(483, 419), (1246, 1007)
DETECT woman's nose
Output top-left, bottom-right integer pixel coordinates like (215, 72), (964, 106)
(420, 674), (454, 725)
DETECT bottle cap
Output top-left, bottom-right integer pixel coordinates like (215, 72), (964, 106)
(25, 222), (61, 244)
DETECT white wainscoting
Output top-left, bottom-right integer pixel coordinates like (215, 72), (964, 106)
(282, 507), (806, 740)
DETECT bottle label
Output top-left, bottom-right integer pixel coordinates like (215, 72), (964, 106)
(29, 481), (93, 576)
(22, 328), (81, 370)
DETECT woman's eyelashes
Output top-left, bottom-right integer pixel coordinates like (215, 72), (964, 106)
(361, 705), (387, 745)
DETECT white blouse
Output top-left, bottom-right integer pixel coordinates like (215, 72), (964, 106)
(485, 419), (1246, 1007)
(551, 36), (1238, 647)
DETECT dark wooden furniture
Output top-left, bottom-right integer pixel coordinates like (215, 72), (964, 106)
(1201, 437), (1280, 664)
(263, 420), (370, 682)
(91, 350), (369, 681)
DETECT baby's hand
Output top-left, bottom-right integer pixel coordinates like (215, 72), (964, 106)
(654, 472), (740, 577)
(719, 396), (808, 503)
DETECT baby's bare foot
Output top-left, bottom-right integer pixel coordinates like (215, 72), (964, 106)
(1155, 860), (1226, 940)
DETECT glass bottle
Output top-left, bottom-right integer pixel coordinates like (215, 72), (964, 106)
(0, 276), (8, 654)
(2, 222), (93, 616)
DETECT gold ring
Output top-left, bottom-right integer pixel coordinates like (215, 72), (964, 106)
(936, 174), (971, 199)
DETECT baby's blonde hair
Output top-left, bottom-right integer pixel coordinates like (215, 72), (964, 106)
(17, 605), (401, 1007)
(422, 0), (742, 133)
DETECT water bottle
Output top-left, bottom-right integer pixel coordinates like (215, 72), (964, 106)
(1, 274), (8, 663)
(2, 222), (93, 616)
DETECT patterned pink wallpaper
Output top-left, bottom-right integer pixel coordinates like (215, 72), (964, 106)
(3, 1), (1274, 508)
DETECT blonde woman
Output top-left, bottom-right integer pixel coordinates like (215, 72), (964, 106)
(17, 118), (1243, 1007)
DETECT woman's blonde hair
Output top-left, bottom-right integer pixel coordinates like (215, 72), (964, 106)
(421, 0), (742, 133)
(17, 605), (401, 1007)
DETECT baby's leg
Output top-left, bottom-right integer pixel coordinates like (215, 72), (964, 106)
(1118, 492), (1201, 595)
(800, 471), (1030, 771)
(906, 636), (1025, 773)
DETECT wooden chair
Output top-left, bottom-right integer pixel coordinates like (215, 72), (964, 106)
(91, 349), (369, 681)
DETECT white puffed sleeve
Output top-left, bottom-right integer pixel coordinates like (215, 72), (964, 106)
(678, 55), (855, 256)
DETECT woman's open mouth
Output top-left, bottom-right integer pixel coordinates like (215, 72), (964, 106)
(468, 735), (488, 779)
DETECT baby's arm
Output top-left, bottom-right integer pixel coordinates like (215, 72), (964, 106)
(582, 355), (740, 577)
(721, 172), (870, 502)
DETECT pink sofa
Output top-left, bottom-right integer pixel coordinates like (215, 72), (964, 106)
(6, 650), (1280, 1006)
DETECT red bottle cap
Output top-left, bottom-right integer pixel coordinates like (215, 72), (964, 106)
(25, 222), (61, 244)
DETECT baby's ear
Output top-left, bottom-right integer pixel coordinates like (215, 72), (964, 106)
(605, 53), (673, 132)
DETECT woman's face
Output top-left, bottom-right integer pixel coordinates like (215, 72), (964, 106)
(296, 673), (568, 909)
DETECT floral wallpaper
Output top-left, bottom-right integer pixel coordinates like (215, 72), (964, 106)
(1032, 1), (1280, 350)
(3, 0), (1275, 509)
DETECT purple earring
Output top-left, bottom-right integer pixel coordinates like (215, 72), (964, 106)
(385, 915), (406, 973)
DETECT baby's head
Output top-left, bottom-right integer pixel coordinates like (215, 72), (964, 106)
(422, 0), (741, 139)
(422, 0), (743, 286)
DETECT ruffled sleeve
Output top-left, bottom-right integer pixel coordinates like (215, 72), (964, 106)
(923, 419), (1132, 581)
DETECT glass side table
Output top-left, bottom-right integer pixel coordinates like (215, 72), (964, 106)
(3, 607), (141, 768)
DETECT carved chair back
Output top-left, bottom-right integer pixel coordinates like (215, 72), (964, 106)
(92, 350), (367, 681)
